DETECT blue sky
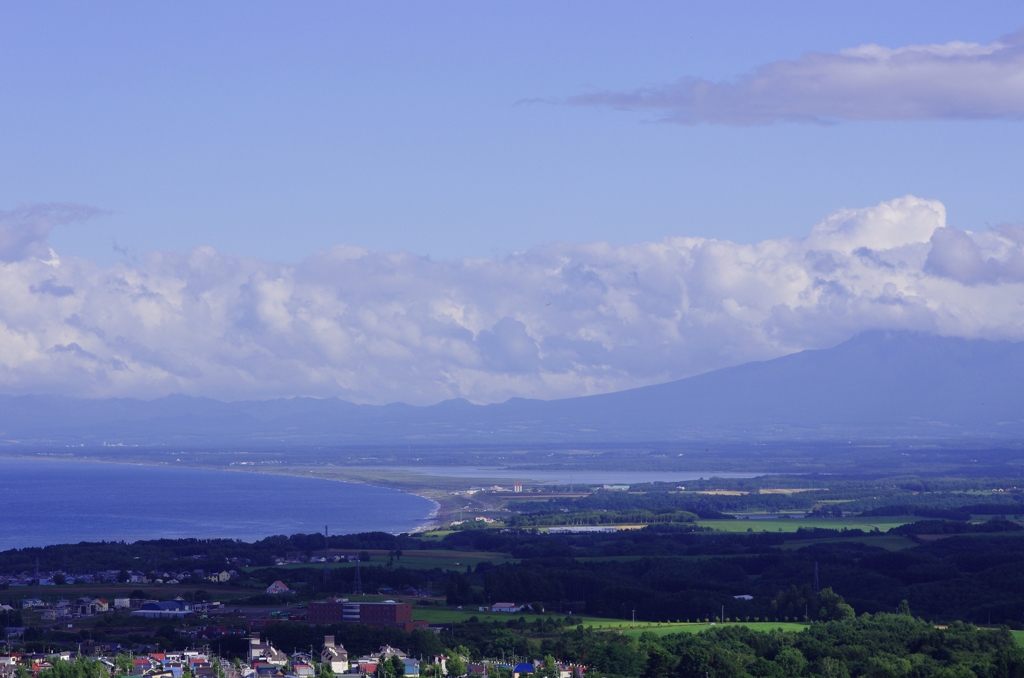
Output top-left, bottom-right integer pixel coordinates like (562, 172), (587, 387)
(2, 2), (1023, 264)
(2, 2), (1024, 403)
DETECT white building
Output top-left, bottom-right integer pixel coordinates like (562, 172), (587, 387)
(249, 633), (288, 666)
(321, 636), (349, 673)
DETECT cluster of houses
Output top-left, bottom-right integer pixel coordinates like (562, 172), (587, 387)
(38, 596), (111, 621)
(449, 603), (533, 614)
(272, 556), (361, 567)
(15, 596), (223, 623)
(0, 631), (585, 678)
(0, 569), (238, 588)
(0, 649), (238, 678)
(250, 633), (423, 677)
(250, 634), (585, 678)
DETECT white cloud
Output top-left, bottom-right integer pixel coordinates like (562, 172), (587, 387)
(568, 30), (1024, 124)
(1, 195), (1023, 404)
(0, 203), (107, 263)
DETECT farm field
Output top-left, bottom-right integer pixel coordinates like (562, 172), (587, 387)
(614, 621), (809, 637)
(409, 608), (809, 637)
(698, 517), (914, 533)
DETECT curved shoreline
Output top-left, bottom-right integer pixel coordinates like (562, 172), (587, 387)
(0, 454), (442, 547)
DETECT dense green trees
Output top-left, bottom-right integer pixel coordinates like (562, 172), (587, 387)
(36, 658), (107, 678)
(446, 654), (467, 677)
(509, 509), (699, 528)
(547, 615), (1024, 677)
(26, 611), (1024, 678)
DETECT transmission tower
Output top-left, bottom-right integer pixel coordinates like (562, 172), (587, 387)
(324, 526), (329, 586)
(353, 555), (363, 595)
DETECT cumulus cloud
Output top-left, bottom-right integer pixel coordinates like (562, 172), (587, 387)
(568, 30), (1024, 124)
(1, 195), (1023, 404)
(0, 203), (107, 263)
(925, 223), (1024, 284)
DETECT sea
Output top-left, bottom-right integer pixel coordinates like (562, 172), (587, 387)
(0, 457), (437, 551)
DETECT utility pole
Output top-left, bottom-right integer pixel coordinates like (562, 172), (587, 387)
(813, 562), (820, 595)
(324, 526), (329, 587)
(631, 609), (635, 629)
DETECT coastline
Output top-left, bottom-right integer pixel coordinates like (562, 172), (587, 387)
(0, 451), (539, 532)
(0, 451), (762, 536)
(0, 454), (444, 548)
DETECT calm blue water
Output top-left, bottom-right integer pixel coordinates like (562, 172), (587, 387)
(0, 457), (437, 551)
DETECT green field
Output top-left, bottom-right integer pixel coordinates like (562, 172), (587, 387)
(615, 622), (809, 638)
(698, 517), (914, 533)
(410, 608), (809, 637)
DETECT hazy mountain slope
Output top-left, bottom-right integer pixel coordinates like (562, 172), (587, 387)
(1, 331), (1021, 446)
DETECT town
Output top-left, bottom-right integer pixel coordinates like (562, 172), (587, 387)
(0, 591), (585, 678)
(6, 472), (1024, 677)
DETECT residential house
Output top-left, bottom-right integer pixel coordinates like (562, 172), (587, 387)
(512, 664), (534, 678)
(369, 647), (406, 662)
(556, 664), (586, 678)
(354, 646), (407, 675)
(74, 597), (109, 615)
(490, 603), (521, 613)
(248, 633), (288, 666)
(428, 656), (447, 676)
(321, 636), (349, 673)
(265, 581), (291, 595)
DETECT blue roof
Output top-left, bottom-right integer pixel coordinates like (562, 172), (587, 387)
(140, 600), (189, 611)
(513, 665), (534, 673)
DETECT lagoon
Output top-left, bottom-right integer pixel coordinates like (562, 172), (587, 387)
(0, 457), (436, 551)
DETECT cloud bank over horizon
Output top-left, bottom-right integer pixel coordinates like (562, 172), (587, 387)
(569, 30), (1024, 124)
(2, 196), (1024, 405)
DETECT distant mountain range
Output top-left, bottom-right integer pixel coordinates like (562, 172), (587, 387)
(2, 330), (1022, 447)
